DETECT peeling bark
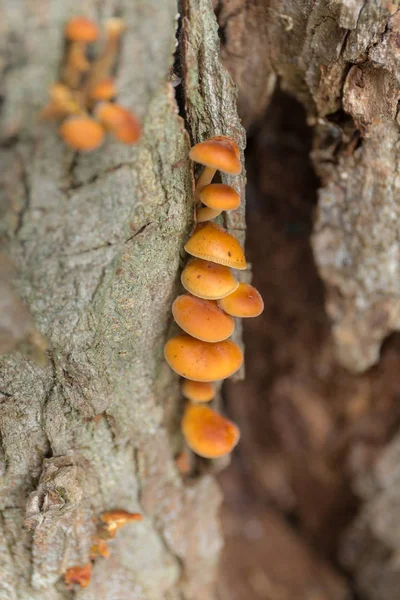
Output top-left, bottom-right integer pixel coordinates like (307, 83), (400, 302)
(0, 1), (245, 598)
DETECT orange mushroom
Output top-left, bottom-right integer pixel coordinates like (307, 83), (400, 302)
(199, 183), (240, 211)
(184, 222), (247, 270)
(90, 538), (110, 559)
(197, 206), (222, 223)
(182, 380), (215, 403)
(218, 283), (264, 318)
(40, 83), (81, 120)
(84, 18), (125, 98)
(189, 135), (242, 197)
(181, 258), (239, 300)
(172, 294), (234, 342)
(88, 78), (117, 102)
(63, 17), (99, 88)
(164, 335), (243, 381)
(64, 563), (92, 588)
(95, 102), (141, 144)
(59, 116), (105, 151)
(181, 404), (240, 458)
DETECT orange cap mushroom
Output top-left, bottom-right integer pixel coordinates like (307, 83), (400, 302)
(184, 222), (247, 270)
(181, 258), (239, 300)
(197, 206), (222, 223)
(190, 135), (242, 198)
(65, 17), (99, 42)
(189, 136), (241, 175)
(164, 335), (243, 382)
(172, 294), (234, 342)
(181, 404), (240, 458)
(218, 283), (264, 317)
(59, 116), (105, 151)
(89, 78), (117, 101)
(40, 83), (81, 120)
(95, 102), (141, 144)
(182, 380), (215, 403)
(199, 183), (240, 211)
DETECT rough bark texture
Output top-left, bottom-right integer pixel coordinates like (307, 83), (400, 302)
(0, 1), (245, 598)
(215, 1), (400, 598)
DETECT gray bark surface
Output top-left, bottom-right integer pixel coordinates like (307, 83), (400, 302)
(215, 1), (400, 598)
(0, 1), (245, 598)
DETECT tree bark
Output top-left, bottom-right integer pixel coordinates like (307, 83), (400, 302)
(0, 1), (245, 598)
(215, 1), (400, 598)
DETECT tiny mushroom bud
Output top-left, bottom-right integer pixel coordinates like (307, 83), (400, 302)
(59, 116), (105, 151)
(88, 78), (117, 102)
(197, 206), (222, 223)
(64, 564), (92, 589)
(182, 380), (215, 403)
(182, 404), (240, 459)
(181, 258), (239, 300)
(199, 183), (240, 211)
(95, 102), (141, 144)
(164, 335), (243, 382)
(218, 283), (264, 318)
(90, 538), (110, 559)
(184, 222), (247, 270)
(189, 135), (242, 197)
(172, 294), (234, 342)
(100, 510), (143, 533)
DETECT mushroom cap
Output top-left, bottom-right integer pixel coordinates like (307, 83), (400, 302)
(218, 283), (264, 317)
(59, 116), (105, 151)
(181, 404), (240, 458)
(105, 17), (126, 38)
(197, 206), (222, 223)
(95, 102), (141, 144)
(189, 136), (241, 174)
(89, 78), (117, 101)
(65, 17), (99, 42)
(181, 258), (239, 300)
(182, 380), (215, 403)
(164, 335), (243, 381)
(184, 222), (247, 270)
(199, 184), (240, 211)
(172, 294), (234, 342)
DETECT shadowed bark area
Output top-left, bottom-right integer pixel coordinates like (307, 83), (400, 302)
(0, 1), (245, 598)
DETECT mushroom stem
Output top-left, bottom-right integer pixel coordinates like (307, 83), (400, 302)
(83, 18), (125, 100)
(195, 167), (216, 199)
(197, 206), (222, 223)
(62, 42), (91, 89)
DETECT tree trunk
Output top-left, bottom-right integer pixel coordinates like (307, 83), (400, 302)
(215, 1), (400, 599)
(0, 1), (245, 598)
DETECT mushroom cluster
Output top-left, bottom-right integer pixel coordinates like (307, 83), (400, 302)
(164, 136), (264, 461)
(41, 16), (141, 151)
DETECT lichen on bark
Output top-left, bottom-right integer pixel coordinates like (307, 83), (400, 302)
(0, 0), (244, 598)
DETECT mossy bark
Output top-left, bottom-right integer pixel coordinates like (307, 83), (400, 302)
(0, 1), (245, 598)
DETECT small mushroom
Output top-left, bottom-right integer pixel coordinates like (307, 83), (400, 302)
(172, 294), (234, 342)
(164, 335), (243, 381)
(63, 17), (99, 89)
(88, 78), (117, 102)
(95, 102), (141, 144)
(184, 222), (247, 270)
(189, 135), (242, 198)
(84, 18), (125, 98)
(181, 404), (240, 458)
(199, 183), (240, 211)
(218, 283), (264, 317)
(197, 206), (222, 223)
(59, 115), (105, 151)
(90, 538), (110, 559)
(64, 563), (92, 589)
(182, 380), (215, 403)
(181, 258), (239, 300)
(40, 83), (82, 120)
